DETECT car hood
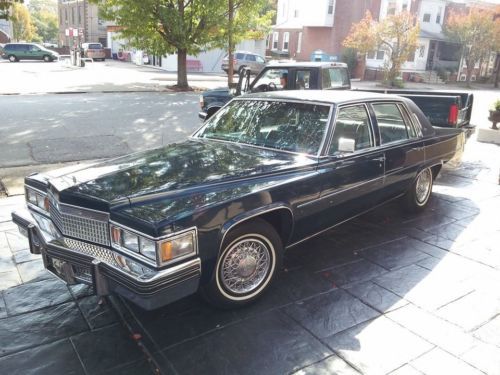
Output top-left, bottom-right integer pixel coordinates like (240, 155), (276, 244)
(45, 139), (317, 209)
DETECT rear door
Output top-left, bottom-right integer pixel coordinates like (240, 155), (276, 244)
(370, 101), (425, 200)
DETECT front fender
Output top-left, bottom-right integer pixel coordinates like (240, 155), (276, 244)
(218, 202), (294, 251)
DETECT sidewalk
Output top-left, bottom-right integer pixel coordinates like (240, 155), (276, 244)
(0, 59), (229, 95)
(114, 139), (500, 375)
(0, 196), (151, 374)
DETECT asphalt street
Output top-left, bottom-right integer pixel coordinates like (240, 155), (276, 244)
(0, 91), (201, 168)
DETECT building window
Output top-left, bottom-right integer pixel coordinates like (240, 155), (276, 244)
(436, 7), (442, 24)
(418, 45), (425, 58)
(367, 51), (376, 59)
(423, 13), (431, 22)
(402, 0), (408, 12)
(387, 1), (397, 15)
(297, 32), (302, 53)
(376, 50), (385, 60)
(283, 32), (289, 52)
(294, 9), (299, 18)
(328, 0), (334, 15)
(272, 32), (278, 50)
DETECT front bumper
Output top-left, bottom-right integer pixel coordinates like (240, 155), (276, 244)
(12, 209), (201, 310)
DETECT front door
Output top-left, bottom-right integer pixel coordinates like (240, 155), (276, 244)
(294, 104), (385, 239)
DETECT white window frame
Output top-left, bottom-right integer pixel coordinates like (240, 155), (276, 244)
(297, 32), (302, 53)
(327, 0), (335, 15)
(282, 32), (290, 52)
(272, 32), (279, 50)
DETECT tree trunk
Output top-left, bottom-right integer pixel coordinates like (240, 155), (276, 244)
(466, 64), (473, 87)
(227, 0), (234, 86)
(177, 48), (188, 89)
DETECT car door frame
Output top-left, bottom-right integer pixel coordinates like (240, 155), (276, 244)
(293, 102), (387, 239)
(368, 100), (426, 200)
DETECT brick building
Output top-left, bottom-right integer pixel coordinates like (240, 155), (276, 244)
(269, 0), (499, 81)
(0, 19), (11, 44)
(57, 0), (107, 47)
(268, 0), (381, 62)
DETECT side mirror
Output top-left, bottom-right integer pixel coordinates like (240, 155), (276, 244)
(338, 138), (355, 153)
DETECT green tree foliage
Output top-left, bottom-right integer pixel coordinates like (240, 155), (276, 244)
(0, 0), (23, 20)
(11, 2), (35, 41)
(344, 11), (419, 86)
(98, 0), (231, 89)
(97, 0), (272, 89)
(445, 7), (500, 86)
(28, 1), (58, 43)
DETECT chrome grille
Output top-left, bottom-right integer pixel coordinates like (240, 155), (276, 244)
(49, 198), (110, 246)
(63, 238), (118, 266)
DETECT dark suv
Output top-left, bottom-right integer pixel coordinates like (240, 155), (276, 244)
(1, 43), (59, 62)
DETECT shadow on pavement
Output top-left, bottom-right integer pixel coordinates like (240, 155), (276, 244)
(113, 165), (499, 375)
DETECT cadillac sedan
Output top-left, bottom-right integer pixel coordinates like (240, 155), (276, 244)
(12, 91), (465, 310)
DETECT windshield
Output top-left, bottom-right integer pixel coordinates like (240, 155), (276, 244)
(195, 99), (332, 155)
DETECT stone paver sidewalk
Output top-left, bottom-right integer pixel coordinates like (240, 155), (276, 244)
(0, 138), (498, 375)
(0, 197), (151, 374)
(118, 139), (500, 375)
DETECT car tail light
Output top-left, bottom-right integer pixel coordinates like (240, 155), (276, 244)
(448, 104), (458, 126)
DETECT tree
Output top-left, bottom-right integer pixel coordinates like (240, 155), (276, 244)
(28, 0), (58, 43)
(215, 0), (274, 85)
(11, 2), (35, 41)
(344, 11), (419, 86)
(445, 7), (500, 86)
(0, 0), (23, 20)
(98, 0), (231, 89)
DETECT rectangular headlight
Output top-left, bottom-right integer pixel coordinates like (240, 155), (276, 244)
(158, 231), (196, 265)
(25, 186), (49, 215)
(110, 224), (197, 266)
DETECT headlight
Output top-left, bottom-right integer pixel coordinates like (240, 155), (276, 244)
(25, 186), (49, 214)
(158, 231), (196, 265)
(110, 225), (197, 266)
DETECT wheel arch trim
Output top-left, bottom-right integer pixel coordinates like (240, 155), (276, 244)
(218, 203), (294, 255)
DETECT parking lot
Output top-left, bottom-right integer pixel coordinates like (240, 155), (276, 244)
(0, 137), (499, 374)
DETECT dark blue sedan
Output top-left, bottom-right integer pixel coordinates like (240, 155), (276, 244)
(12, 91), (465, 309)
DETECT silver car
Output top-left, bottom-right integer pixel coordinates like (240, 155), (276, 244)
(221, 51), (266, 75)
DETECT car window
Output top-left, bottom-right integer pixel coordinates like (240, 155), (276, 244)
(329, 105), (373, 155)
(197, 100), (331, 155)
(21, 45), (30, 51)
(252, 68), (288, 91)
(373, 103), (410, 144)
(256, 56), (265, 64)
(322, 68), (349, 89)
(88, 43), (102, 49)
(235, 53), (245, 59)
(246, 54), (256, 62)
(295, 70), (311, 89)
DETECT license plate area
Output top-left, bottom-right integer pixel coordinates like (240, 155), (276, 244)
(47, 257), (75, 284)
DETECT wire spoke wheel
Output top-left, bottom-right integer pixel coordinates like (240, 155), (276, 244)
(220, 238), (271, 295)
(415, 168), (432, 205)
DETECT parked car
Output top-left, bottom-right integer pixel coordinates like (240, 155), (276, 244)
(201, 62), (351, 120)
(200, 62), (475, 139)
(221, 51), (266, 75)
(12, 91), (465, 310)
(1, 43), (59, 62)
(82, 42), (105, 61)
